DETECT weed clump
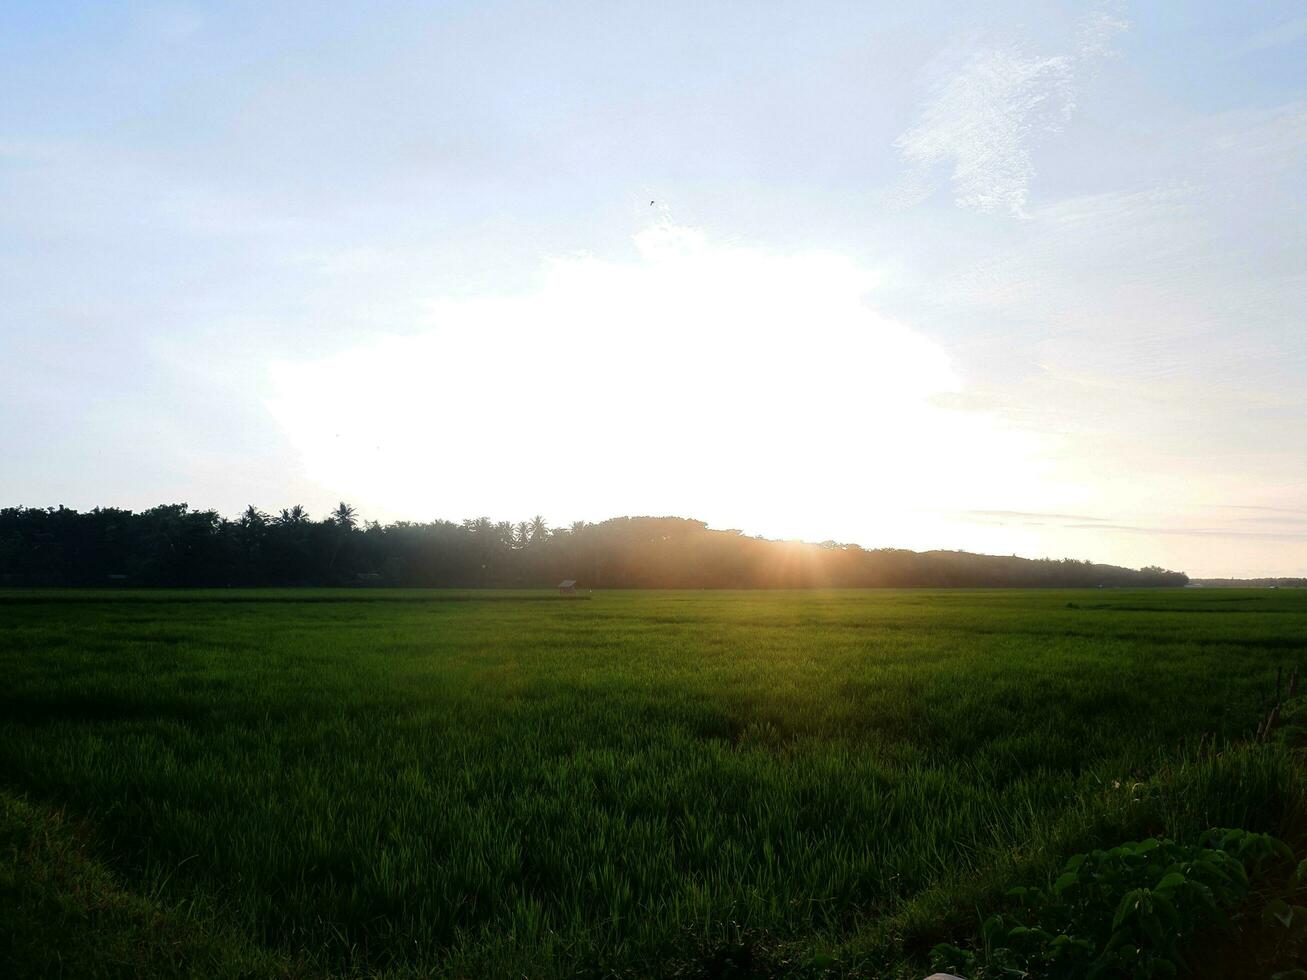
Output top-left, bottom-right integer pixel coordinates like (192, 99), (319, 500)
(932, 828), (1299, 979)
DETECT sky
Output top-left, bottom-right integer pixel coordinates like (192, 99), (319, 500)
(1, 1), (1305, 578)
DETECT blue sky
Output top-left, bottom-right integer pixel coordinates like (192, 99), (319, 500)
(2, 1), (1305, 576)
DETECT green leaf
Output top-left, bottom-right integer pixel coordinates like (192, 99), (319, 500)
(1138, 906), (1166, 945)
(1113, 888), (1146, 930)
(1264, 898), (1294, 929)
(929, 942), (975, 972)
(1151, 890), (1180, 930)
(981, 914), (1007, 948)
(1292, 859), (1307, 888)
(1054, 872), (1079, 894)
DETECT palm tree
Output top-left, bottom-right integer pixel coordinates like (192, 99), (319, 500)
(515, 521), (530, 549)
(239, 505), (268, 530)
(235, 505), (269, 572)
(331, 502), (358, 529)
(277, 505), (308, 525)
(529, 515), (549, 545)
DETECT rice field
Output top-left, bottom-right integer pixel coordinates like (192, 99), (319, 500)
(2, 588), (1305, 977)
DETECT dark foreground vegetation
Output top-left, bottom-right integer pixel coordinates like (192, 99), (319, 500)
(3, 588), (1305, 978)
(0, 504), (1187, 588)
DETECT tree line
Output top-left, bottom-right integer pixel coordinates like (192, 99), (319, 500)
(0, 504), (1189, 589)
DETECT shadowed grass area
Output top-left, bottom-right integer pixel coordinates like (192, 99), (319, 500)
(0, 790), (309, 979)
(2, 588), (1305, 976)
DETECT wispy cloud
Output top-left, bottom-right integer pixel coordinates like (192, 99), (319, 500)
(964, 509), (1107, 523)
(137, 4), (206, 43)
(1228, 16), (1307, 58)
(963, 506), (1307, 540)
(894, 5), (1128, 216)
(1064, 524), (1307, 541)
(1221, 505), (1307, 515)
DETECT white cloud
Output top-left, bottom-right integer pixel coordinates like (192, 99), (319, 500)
(1076, 7), (1131, 64)
(894, 6), (1128, 216)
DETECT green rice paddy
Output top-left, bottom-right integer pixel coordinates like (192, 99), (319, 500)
(2, 588), (1305, 977)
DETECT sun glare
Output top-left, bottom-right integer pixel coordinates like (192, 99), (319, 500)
(268, 223), (1043, 542)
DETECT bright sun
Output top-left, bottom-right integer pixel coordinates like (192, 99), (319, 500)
(268, 223), (1044, 545)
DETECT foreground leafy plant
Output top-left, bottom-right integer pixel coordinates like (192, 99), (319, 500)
(932, 828), (1295, 979)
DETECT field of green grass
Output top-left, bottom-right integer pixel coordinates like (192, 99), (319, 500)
(3, 588), (1306, 977)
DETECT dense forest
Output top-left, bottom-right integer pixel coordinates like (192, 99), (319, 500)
(0, 504), (1189, 589)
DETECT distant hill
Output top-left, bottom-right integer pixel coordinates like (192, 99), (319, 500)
(1191, 578), (1307, 588)
(0, 506), (1188, 589)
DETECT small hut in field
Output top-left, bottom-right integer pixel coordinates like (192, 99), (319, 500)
(558, 579), (577, 596)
